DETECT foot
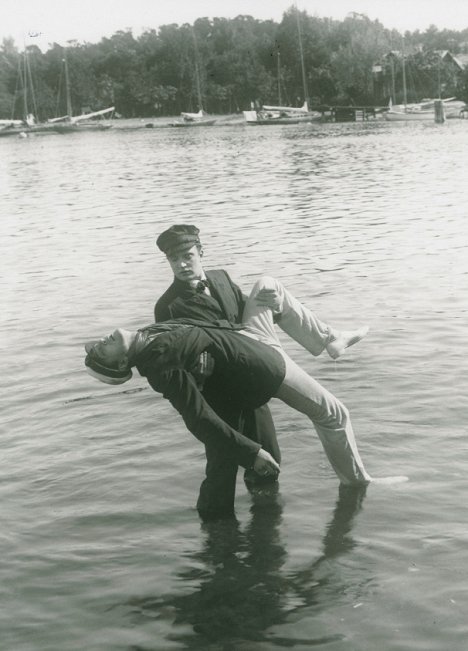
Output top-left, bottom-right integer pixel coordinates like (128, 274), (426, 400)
(326, 326), (369, 360)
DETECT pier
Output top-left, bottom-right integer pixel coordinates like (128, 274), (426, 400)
(313, 105), (383, 122)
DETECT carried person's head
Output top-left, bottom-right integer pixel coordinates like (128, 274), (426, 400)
(84, 328), (132, 385)
(156, 224), (204, 282)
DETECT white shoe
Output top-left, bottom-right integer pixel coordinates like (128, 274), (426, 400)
(326, 326), (369, 360)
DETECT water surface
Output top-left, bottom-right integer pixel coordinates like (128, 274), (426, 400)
(2, 118), (468, 650)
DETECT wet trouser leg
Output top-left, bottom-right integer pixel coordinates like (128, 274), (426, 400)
(241, 275), (333, 355)
(275, 351), (371, 485)
(241, 275), (370, 485)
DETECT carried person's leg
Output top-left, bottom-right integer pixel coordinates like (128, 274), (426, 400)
(242, 275), (368, 358)
(274, 351), (371, 485)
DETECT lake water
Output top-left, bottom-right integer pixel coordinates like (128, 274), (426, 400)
(2, 117), (468, 651)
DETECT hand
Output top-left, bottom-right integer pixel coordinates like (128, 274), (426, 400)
(254, 288), (282, 314)
(253, 448), (281, 477)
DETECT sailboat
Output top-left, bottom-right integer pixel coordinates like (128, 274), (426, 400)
(243, 8), (321, 125)
(171, 29), (216, 127)
(243, 100), (319, 125)
(0, 118), (24, 136)
(48, 54), (114, 133)
(0, 52), (59, 138)
(50, 106), (115, 133)
(383, 48), (465, 121)
(384, 97), (466, 121)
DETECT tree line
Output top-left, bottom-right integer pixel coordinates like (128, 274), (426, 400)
(1, 7), (468, 120)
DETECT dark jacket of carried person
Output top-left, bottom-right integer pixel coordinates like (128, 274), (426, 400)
(136, 320), (285, 471)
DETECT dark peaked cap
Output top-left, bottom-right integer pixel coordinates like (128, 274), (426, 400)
(156, 224), (201, 254)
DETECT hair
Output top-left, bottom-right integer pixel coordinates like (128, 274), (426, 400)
(84, 348), (132, 385)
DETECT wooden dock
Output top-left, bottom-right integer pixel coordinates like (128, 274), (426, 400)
(313, 105), (384, 122)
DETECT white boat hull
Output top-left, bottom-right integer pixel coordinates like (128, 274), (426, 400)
(243, 110), (321, 125)
(52, 122), (112, 133)
(384, 99), (466, 121)
(170, 118), (217, 127)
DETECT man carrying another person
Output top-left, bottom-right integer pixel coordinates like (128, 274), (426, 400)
(153, 225), (368, 518)
(85, 273), (372, 518)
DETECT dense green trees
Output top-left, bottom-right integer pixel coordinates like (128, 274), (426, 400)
(1, 7), (467, 120)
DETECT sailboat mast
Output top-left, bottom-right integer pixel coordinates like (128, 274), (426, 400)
(23, 52), (28, 121)
(295, 5), (309, 107)
(191, 28), (203, 113)
(401, 40), (407, 107)
(63, 54), (73, 118)
(277, 50), (282, 105)
(194, 60), (203, 112)
(437, 55), (441, 99)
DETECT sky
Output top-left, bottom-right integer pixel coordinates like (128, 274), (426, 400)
(2, 0), (468, 52)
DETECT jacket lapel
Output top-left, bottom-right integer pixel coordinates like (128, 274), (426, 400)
(207, 270), (239, 321)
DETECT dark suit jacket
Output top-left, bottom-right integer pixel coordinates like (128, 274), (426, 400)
(135, 323), (285, 469)
(153, 269), (281, 464)
(154, 269), (246, 324)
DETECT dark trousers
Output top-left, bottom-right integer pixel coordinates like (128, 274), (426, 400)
(196, 403), (280, 521)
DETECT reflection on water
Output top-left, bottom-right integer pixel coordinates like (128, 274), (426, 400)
(125, 485), (367, 649)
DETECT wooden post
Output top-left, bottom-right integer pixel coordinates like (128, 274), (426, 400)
(434, 99), (445, 123)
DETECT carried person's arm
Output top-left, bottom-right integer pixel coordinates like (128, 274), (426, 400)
(149, 368), (263, 469)
(253, 448), (280, 477)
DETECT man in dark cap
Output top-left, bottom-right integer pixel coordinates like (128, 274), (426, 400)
(154, 225), (368, 520)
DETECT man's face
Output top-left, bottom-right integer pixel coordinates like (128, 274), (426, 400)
(88, 328), (127, 366)
(166, 244), (204, 283)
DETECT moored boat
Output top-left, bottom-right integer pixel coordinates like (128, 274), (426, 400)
(0, 53), (60, 138)
(47, 55), (114, 133)
(243, 102), (321, 125)
(383, 98), (467, 121)
(49, 107), (115, 133)
(170, 110), (216, 127)
(170, 28), (216, 128)
(244, 7), (321, 126)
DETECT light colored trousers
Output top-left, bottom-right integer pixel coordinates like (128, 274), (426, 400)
(240, 276), (371, 485)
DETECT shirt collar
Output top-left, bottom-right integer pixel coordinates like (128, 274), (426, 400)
(173, 273), (208, 291)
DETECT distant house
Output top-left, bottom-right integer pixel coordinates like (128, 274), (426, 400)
(376, 50), (468, 103)
(381, 49), (468, 70)
(437, 51), (468, 72)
